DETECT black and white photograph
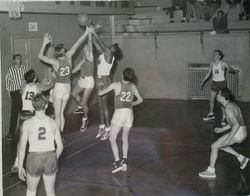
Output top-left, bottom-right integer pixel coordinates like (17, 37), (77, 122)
(1, 0), (250, 195)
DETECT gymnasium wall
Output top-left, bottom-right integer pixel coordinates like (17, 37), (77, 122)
(112, 32), (250, 101)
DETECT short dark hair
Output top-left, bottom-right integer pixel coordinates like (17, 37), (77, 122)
(123, 67), (135, 83)
(111, 43), (123, 61)
(32, 94), (48, 111)
(54, 43), (67, 58)
(214, 49), (224, 60)
(12, 54), (22, 60)
(219, 88), (235, 101)
(24, 69), (36, 83)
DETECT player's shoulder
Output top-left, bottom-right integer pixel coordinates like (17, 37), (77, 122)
(23, 117), (35, 127)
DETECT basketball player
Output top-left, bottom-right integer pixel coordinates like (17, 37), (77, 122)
(98, 67), (143, 173)
(71, 32), (94, 132)
(201, 49), (237, 124)
(92, 32), (123, 140)
(18, 94), (63, 196)
(199, 88), (249, 179)
(38, 26), (94, 140)
(11, 69), (54, 173)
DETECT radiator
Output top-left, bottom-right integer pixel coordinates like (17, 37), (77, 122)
(188, 63), (239, 99)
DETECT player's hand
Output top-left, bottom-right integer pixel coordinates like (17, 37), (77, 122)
(86, 26), (95, 34)
(18, 168), (26, 181)
(43, 33), (52, 45)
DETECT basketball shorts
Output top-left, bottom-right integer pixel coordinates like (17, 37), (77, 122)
(78, 76), (95, 89)
(96, 76), (111, 91)
(234, 126), (247, 143)
(53, 83), (71, 100)
(211, 81), (227, 93)
(111, 108), (134, 128)
(26, 151), (58, 177)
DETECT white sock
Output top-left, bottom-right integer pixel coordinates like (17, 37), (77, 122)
(105, 127), (110, 132)
(207, 166), (215, 173)
(99, 124), (105, 129)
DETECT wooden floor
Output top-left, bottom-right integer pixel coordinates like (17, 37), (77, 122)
(2, 99), (250, 196)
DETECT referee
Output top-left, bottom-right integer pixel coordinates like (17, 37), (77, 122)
(6, 54), (29, 139)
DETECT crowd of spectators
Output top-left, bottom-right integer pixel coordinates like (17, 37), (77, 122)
(163, 0), (249, 23)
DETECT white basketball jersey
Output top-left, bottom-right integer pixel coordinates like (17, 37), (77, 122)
(97, 53), (114, 76)
(28, 116), (55, 152)
(212, 61), (225, 82)
(22, 84), (38, 111)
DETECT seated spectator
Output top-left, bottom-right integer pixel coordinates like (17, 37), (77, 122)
(206, 0), (221, 21)
(243, 0), (250, 20)
(168, 0), (188, 23)
(212, 10), (229, 34)
(186, 0), (198, 22)
(226, 0), (244, 20)
(195, 0), (209, 21)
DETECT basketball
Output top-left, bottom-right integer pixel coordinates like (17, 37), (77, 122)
(78, 13), (89, 27)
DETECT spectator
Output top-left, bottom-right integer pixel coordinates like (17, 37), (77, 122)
(243, 0), (250, 20)
(206, 0), (221, 21)
(212, 10), (229, 34)
(226, 0), (244, 20)
(5, 54), (29, 140)
(168, 0), (188, 23)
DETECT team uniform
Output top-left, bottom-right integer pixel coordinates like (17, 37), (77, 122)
(111, 82), (134, 128)
(211, 61), (227, 92)
(26, 116), (57, 177)
(96, 53), (114, 91)
(225, 102), (247, 143)
(20, 84), (38, 119)
(53, 58), (72, 100)
(77, 58), (95, 89)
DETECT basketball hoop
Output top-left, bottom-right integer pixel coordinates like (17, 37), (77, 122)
(7, 1), (24, 19)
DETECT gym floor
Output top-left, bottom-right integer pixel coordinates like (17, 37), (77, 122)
(2, 99), (250, 196)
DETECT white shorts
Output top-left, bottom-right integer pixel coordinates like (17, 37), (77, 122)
(53, 83), (71, 100)
(77, 76), (95, 89)
(234, 126), (247, 143)
(111, 108), (133, 128)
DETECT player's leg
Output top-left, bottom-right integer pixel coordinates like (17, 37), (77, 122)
(80, 87), (93, 132)
(43, 174), (56, 196)
(100, 94), (110, 140)
(203, 90), (216, 121)
(71, 82), (84, 114)
(26, 173), (41, 196)
(199, 133), (229, 178)
(109, 123), (122, 173)
(96, 94), (106, 138)
(120, 126), (131, 171)
(60, 97), (69, 133)
(53, 97), (63, 131)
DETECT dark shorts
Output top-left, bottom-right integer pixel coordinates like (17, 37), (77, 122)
(211, 81), (227, 93)
(20, 110), (35, 121)
(96, 76), (111, 91)
(26, 151), (58, 177)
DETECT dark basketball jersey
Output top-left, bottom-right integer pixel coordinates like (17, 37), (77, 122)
(114, 82), (134, 109)
(54, 58), (71, 83)
(80, 59), (94, 77)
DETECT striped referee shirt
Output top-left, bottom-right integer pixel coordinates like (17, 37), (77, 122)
(6, 64), (29, 91)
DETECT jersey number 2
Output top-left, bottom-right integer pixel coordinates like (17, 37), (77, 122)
(38, 127), (46, 140)
(120, 92), (131, 102)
